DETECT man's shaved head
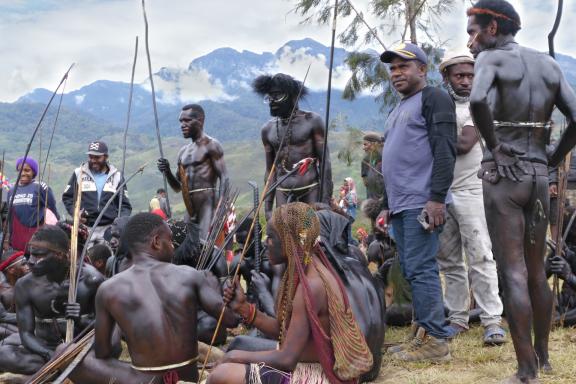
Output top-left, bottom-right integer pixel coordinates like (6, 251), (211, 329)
(182, 104), (205, 118)
(121, 213), (167, 258)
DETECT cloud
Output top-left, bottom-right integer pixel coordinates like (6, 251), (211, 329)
(0, 0), (328, 102)
(144, 67), (235, 104)
(266, 46), (351, 91)
(0, 0), (573, 102)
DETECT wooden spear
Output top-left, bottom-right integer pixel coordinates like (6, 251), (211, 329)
(119, 36), (139, 216)
(142, 0), (171, 217)
(66, 173), (83, 342)
(198, 66), (312, 380)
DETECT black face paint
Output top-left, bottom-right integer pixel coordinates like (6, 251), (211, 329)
(31, 255), (69, 283)
(267, 86), (294, 119)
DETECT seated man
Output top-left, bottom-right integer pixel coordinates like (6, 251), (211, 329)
(69, 213), (239, 384)
(0, 225), (104, 374)
(0, 250), (29, 338)
(208, 203), (373, 384)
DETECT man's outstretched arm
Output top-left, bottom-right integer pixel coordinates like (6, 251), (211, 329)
(222, 283), (312, 372)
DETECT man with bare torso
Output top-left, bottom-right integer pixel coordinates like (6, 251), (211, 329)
(0, 250), (28, 338)
(467, 1), (576, 382)
(253, 73), (333, 220)
(158, 104), (228, 238)
(69, 212), (239, 384)
(0, 225), (104, 375)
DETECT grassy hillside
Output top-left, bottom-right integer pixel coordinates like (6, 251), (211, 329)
(1, 128), (368, 220)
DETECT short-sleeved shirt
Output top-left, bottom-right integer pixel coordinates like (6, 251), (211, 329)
(451, 101), (483, 191)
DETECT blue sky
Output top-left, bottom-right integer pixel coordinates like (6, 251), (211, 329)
(0, 0), (573, 102)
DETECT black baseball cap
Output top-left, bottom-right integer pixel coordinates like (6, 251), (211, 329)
(380, 42), (428, 65)
(86, 141), (108, 156)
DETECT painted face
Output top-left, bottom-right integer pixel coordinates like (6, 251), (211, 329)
(27, 241), (68, 282)
(88, 154), (108, 173)
(17, 163), (35, 186)
(265, 226), (284, 266)
(467, 16), (497, 58)
(266, 84), (294, 119)
(446, 63), (474, 97)
(389, 57), (427, 96)
(179, 109), (204, 140)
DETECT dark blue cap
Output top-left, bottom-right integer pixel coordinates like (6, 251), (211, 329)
(380, 42), (428, 65)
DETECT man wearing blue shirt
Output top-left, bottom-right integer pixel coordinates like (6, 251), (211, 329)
(376, 43), (457, 362)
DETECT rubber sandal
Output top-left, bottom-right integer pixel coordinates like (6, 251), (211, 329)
(483, 324), (507, 346)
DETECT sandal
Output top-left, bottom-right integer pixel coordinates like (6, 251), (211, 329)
(447, 322), (468, 340)
(484, 324), (507, 346)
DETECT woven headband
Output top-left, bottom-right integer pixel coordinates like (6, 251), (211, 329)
(0, 251), (25, 272)
(467, 7), (520, 27)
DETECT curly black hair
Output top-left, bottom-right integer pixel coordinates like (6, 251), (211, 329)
(252, 73), (309, 99)
(31, 225), (70, 254)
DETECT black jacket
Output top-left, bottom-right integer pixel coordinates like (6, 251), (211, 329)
(62, 163), (132, 226)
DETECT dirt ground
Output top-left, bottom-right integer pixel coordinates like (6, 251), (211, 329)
(2, 325), (575, 383)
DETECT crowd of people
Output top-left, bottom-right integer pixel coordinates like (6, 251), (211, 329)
(0, 1), (574, 383)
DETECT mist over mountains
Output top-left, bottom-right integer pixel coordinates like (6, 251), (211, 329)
(12, 38), (385, 142)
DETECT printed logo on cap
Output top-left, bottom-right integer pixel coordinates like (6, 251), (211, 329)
(90, 142), (101, 151)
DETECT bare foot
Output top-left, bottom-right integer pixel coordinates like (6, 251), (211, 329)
(500, 374), (540, 384)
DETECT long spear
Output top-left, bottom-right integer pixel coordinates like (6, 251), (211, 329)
(66, 175), (83, 342)
(548, 0), (566, 323)
(142, 0), (171, 217)
(0, 63), (74, 259)
(318, 0), (338, 202)
(119, 36), (139, 216)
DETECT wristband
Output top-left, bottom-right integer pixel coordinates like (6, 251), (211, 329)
(241, 303), (257, 326)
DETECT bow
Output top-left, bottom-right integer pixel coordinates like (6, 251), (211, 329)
(0, 64), (74, 259)
(548, 0), (563, 59)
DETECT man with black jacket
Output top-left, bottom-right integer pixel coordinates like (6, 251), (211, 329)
(62, 141), (132, 248)
(375, 43), (457, 362)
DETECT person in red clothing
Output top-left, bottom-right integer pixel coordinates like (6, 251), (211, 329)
(5, 157), (59, 251)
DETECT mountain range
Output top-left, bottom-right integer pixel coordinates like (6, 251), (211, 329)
(2, 38), (576, 215)
(13, 38), (385, 142)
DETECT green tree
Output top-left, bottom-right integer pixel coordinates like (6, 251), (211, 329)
(293, 0), (453, 101)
